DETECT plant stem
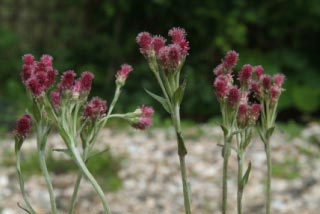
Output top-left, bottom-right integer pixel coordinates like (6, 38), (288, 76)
(173, 105), (191, 214)
(15, 150), (36, 214)
(69, 172), (83, 214)
(264, 140), (271, 214)
(237, 152), (243, 214)
(69, 145), (110, 214)
(38, 149), (57, 214)
(178, 153), (191, 214)
(222, 135), (231, 214)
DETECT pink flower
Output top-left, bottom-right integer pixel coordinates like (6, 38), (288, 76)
(222, 50), (239, 70)
(80, 71), (94, 93)
(83, 97), (107, 120)
(27, 78), (44, 97)
(248, 104), (261, 123)
(213, 64), (224, 76)
(15, 114), (32, 139)
(227, 86), (240, 108)
(253, 65), (264, 79)
(141, 105), (154, 117)
(50, 91), (61, 109)
(40, 55), (53, 67)
(132, 117), (152, 130)
(116, 64), (133, 85)
(214, 76), (228, 99)
(23, 54), (34, 65)
(136, 32), (152, 55)
(46, 69), (57, 87)
(152, 36), (166, 55)
(158, 44), (182, 71)
(60, 70), (76, 90)
(237, 104), (248, 127)
(238, 64), (253, 85)
(270, 86), (280, 105)
(273, 74), (285, 88)
(261, 75), (272, 90)
(168, 27), (186, 44)
(250, 81), (260, 98)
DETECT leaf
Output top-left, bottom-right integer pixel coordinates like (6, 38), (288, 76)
(177, 132), (187, 156)
(52, 148), (72, 158)
(145, 89), (171, 113)
(220, 125), (229, 136)
(266, 126), (275, 139)
(242, 131), (252, 150)
(173, 79), (187, 105)
(86, 148), (110, 162)
(242, 162), (252, 186)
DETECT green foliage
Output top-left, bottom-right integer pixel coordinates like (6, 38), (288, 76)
(0, 0), (319, 127)
(272, 158), (300, 180)
(1, 149), (124, 191)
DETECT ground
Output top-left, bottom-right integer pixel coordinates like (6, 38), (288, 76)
(0, 123), (319, 214)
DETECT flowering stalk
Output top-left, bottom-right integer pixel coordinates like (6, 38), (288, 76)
(251, 70), (285, 214)
(14, 115), (36, 214)
(137, 27), (191, 214)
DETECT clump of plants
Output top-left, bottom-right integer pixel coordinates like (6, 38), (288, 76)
(213, 50), (284, 214)
(14, 54), (153, 214)
(13, 28), (285, 214)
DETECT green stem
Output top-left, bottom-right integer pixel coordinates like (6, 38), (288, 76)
(173, 105), (191, 214)
(15, 150), (36, 214)
(222, 135), (231, 214)
(38, 149), (57, 214)
(237, 152), (243, 214)
(69, 145), (110, 214)
(69, 147), (89, 214)
(179, 153), (191, 214)
(264, 140), (271, 214)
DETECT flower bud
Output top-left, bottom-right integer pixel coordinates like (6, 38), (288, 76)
(222, 50), (239, 70)
(227, 86), (240, 108)
(116, 64), (133, 86)
(15, 114), (32, 139)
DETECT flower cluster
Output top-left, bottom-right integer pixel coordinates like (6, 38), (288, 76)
(213, 50), (261, 127)
(115, 64), (133, 86)
(14, 114), (32, 139)
(83, 97), (107, 120)
(21, 54), (58, 97)
(131, 105), (154, 130)
(251, 71), (285, 106)
(136, 27), (189, 72)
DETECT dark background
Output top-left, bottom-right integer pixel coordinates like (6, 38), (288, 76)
(1, 0), (320, 130)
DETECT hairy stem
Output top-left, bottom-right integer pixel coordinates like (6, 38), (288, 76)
(264, 140), (271, 214)
(15, 150), (36, 214)
(69, 145), (110, 214)
(222, 135), (231, 214)
(237, 153), (243, 214)
(38, 149), (57, 214)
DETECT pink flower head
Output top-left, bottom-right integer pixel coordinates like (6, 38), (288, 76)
(214, 76), (228, 99)
(27, 78), (44, 97)
(248, 104), (261, 124)
(21, 54), (57, 97)
(250, 81), (260, 98)
(213, 64), (224, 76)
(158, 44), (182, 71)
(23, 54), (34, 65)
(83, 97), (107, 120)
(227, 86), (240, 108)
(40, 55), (53, 67)
(237, 104), (248, 127)
(116, 64), (133, 85)
(80, 71), (94, 93)
(222, 50), (239, 70)
(261, 75), (272, 90)
(168, 27), (186, 44)
(270, 86), (280, 105)
(141, 105), (154, 117)
(152, 36), (166, 55)
(15, 114), (32, 139)
(60, 70), (76, 90)
(253, 65), (264, 79)
(273, 74), (285, 88)
(238, 64), (253, 85)
(50, 91), (61, 109)
(136, 32), (152, 55)
(132, 117), (153, 130)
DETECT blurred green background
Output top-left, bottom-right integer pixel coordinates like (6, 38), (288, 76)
(1, 0), (320, 130)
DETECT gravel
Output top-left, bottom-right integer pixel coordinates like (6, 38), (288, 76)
(0, 123), (319, 214)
